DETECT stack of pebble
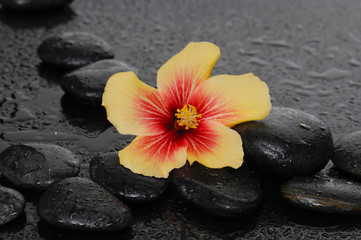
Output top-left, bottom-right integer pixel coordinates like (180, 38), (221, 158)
(1, 0), (361, 234)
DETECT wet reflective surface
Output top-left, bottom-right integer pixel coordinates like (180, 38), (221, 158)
(1, 0), (361, 239)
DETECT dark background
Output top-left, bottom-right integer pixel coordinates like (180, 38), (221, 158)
(1, 0), (361, 239)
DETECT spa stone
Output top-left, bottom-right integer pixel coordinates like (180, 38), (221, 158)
(0, 143), (80, 191)
(0, 186), (25, 225)
(173, 162), (262, 218)
(332, 131), (361, 179)
(37, 32), (114, 69)
(234, 107), (333, 179)
(37, 177), (132, 231)
(60, 60), (137, 106)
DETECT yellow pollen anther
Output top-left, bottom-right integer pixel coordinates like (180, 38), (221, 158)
(175, 104), (202, 130)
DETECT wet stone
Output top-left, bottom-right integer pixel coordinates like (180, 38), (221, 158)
(332, 131), (361, 179)
(234, 107), (333, 179)
(37, 32), (114, 69)
(0, 143), (80, 191)
(37, 177), (132, 231)
(61, 60), (138, 106)
(0, 186), (25, 225)
(0, 0), (73, 11)
(173, 162), (262, 218)
(281, 174), (361, 215)
(90, 152), (169, 202)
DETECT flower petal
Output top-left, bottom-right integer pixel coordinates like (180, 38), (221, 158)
(118, 131), (188, 178)
(102, 72), (170, 136)
(189, 73), (271, 127)
(157, 42), (220, 110)
(185, 120), (244, 169)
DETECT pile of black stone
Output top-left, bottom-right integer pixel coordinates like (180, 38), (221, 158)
(1, 0), (361, 234)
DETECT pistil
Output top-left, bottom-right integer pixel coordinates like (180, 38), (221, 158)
(175, 104), (202, 130)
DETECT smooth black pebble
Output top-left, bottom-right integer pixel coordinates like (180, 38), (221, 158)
(0, 185), (25, 225)
(0, 0), (73, 11)
(332, 131), (361, 179)
(37, 32), (114, 69)
(60, 59), (138, 106)
(173, 162), (262, 218)
(90, 152), (169, 202)
(234, 107), (333, 179)
(37, 177), (132, 231)
(281, 174), (361, 215)
(0, 143), (80, 191)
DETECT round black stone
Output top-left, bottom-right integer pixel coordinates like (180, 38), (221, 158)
(234, 107), (333, 179)
(332, 131), (361, 179)
(0, 0), (73, 11)
(37, 177), (132, 231)
(90, 152), (169, 202)
(0, 185), (25, 226)
(173, 162), (262, 218)
(60, 59), (138, 106)
(281, 174), (361, 215)
(37, 32), (114, 69)
(0, 143), (80, 191)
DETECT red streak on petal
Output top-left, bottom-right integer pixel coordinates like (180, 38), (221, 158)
(133, 130), (187, 164)
(184, 121), (220, 157)
(189, 87), (239, 124)
(133, 88), (173, 133)
(161, 66), (201, 112)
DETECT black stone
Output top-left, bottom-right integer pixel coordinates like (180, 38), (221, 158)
(37, 32), (114, 69)
(173, 162), (262, 218)
(90, 152), (169, 203)
(60, 60), (137, 106)
(0, 186), (25, 225)
(0, 143), (80, 191)
(37, 177), (132, 231)
(281, 174), (361, 215)
(0, 0), (73, 11)
(332, 131), (361, 179)
(234, 107), (333, 179)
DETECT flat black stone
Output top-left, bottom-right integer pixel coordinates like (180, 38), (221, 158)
(90, 152), (169, 203)
(0, 185), (25, 225)
(60, 59), (138, 106)
(0, 0), (73, 11)
(0, 143), (80, 191)
(332, 131), (361, 179)
(281, 174), (361, 215)
(173, 162), (262, 218)
(234, 107), (333, 179)
(37, 177), (132, 231)
(37, 32), (114, 69)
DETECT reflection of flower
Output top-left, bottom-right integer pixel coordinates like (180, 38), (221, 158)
(102, 42), (271, 178)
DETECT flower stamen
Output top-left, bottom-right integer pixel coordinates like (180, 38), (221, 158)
(175, 104), (202, 130)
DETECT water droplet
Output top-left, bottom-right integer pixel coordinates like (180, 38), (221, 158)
(299, 123), (310, 130)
